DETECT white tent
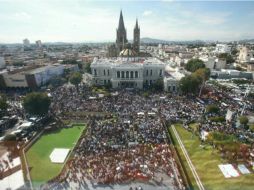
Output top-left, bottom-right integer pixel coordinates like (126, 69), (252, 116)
(49, 148), (70, 163)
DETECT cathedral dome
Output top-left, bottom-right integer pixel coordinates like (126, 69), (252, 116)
(119, 48), (137, 57)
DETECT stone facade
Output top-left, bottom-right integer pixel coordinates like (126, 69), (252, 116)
(91, 57), (165, 89)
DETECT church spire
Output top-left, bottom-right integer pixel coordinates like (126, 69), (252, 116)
(118, 10), (125, 31)
(116, 10), (128, 53)
(135, 18), (139, 29)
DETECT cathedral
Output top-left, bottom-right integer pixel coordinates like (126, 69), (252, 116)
(91, 10), (170, 90)
(107, 10), (140, 57)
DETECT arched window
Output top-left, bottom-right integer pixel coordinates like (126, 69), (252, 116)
(130, 71), (134, 78)
(135, 71), (138, 78)
(121, 71), (125, 78)
(117, 71), (120, 78)
(126, 71), (129, 78)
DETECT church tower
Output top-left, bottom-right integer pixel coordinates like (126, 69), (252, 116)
(133, 19), (140, 53)
(116, 10), (128, 53)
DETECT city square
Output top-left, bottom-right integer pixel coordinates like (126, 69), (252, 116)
(1, 1), (254, 190)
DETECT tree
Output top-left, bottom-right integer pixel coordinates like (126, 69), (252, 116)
(153, 78), (164, 92)
(0, 94), (8, 112)
(69, 72), (82, 92)
(23, 92), (51, 116)
(61, 59), (78, 65)
(4, 134), (16, 141)
(193, 68), (210, 96)
(218, 53), (234, 64)
(194, 68), (210, 81)
(179, 75), (201, 95)
(49, 76), (67, 88)
(206, 104), (219, 114)
(231, 49), (238, 56)
(239, 116), (249, 126)
(84, 62), (92, 74)
(184, 59), (205, 72)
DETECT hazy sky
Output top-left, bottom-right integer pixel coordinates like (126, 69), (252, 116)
(0, 0), (254, 43)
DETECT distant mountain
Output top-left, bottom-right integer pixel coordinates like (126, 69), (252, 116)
(140, 37), (206, 45)
(238, 39), (254, 43)
(140, 37), (172, 44)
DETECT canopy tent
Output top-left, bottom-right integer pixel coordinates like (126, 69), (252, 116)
(49, 148), (70, 163)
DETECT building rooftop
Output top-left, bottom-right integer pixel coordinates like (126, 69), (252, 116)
(91, 57), (165, 67)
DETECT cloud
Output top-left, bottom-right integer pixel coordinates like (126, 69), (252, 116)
(179, 10), (231, 25)
(143, 10), (153, 17)
(13, 12), (31, 21)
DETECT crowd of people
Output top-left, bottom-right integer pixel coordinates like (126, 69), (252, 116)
(41, 85), (188, 190)
(40, 83), (254, 189)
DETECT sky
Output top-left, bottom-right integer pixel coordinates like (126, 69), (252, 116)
(0, 0), (254, 43)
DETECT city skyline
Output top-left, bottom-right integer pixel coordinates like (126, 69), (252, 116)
(0, 0), (254, 43)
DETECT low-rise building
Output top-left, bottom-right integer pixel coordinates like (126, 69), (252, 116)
(0, 57), (6, 69)
(164, 70), (185, 92)
(91, 56), (165, 89)
(214, 44), (232, 54)
(238, 46), (254, 63)
(0, 64), (64, 88)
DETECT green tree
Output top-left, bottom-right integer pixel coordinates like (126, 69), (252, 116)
(218, 53), (234, 64)
(184, 59), (205, 72)
(23, 92), (51, 116)
(84, 62), (92, 74)
(69, 72), (82, 92)
(61, 59), (78, 65)
(231, 49), (238, 56)
(206, 104), (219, 114)
(239, 116), (249, 126)
(153, 78), (164, 92)
(179, 74), (201, 95)
(0, 94), (8, 112)
(49, 76), (67, 88)
(193, 68), (210, 96)
(4, 134), (16, 141)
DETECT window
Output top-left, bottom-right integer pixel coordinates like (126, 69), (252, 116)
(103, 70), (106, 76)
(159, 69), (162, 76)
(108, 70), (110, 76)
(130, 71), (134, 78)
(94, 69), (97, 76)
(150, 80), (152, 85)
(146, 70), (148, 76)
(121, 71), (125, 78)
(117, 71), (120, 78)
(135, 71), (138, 78)
(126, 71), (129, 78)
(104, 80), (106, 85)
(150, 70), (152, 76)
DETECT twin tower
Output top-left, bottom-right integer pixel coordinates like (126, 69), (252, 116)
(108, 10), (140, 57)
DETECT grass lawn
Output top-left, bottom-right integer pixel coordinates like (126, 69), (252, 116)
(169, 124), (254, 190)
(26, 125), (85, 187)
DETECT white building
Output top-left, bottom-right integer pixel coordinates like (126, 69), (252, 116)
(91, 56), (165, 89)
(0, 64), (64, 88)
(203, 57), (226, 70)
(214, 44), (231, 54)
(238, 46), (254, 63)
(35, 40), (42, 48)
(23, 38), (30, 48)
(0, 57), (6, 69)
(163, 66), (185, 92)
